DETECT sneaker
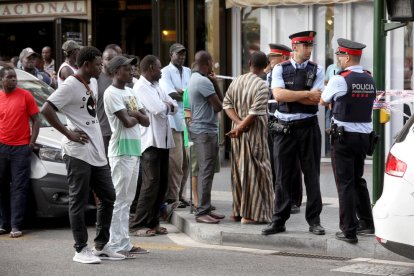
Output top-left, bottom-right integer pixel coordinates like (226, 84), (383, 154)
(92, 245), (126, 261)
(9, 229), (22, 238)
(73, 247), (101, 264)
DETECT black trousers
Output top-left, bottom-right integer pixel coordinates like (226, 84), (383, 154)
(64, 155), (115, 252)
(129, 147), (169, 231)
(269, 131), (303, 207)
(272, 119), (322, 226)
(331, 132), (373, 236)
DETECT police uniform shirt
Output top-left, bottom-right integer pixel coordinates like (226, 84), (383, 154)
(271, 58), (325, 121)
(321, 65), (372, 133)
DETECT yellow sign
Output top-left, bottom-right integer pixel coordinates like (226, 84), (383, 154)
(0, 1), (86, 18)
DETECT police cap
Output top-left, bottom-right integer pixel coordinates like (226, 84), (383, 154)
(268, 43), (292, 57)
(335, 38), (366, 56)
(289, 31), (317, 45)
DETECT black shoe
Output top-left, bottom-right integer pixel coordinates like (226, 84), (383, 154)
(261, 223), (286, 235)
(335, 231), (358, 244)
(290, 205), (300, 214)
(309, 224), (325, 235)
(357, 222), (375, 236)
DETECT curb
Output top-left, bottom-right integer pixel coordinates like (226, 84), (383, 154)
(171, 211), (412, 262)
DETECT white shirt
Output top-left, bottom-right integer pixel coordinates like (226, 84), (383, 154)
(132, 76), (178, 153)
(271, 58), (325, 121)
(47, 76), (107, 166)
(322, 65), (372, 133)
(104, 85), (143, 157)
(159, 62), (191, 131)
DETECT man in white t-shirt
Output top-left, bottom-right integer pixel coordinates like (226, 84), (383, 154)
(41, 46), (125, 264)
(103, 56), (150, 256)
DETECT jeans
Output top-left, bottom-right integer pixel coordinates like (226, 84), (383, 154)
(64, 155), (115, 252)
(0, 143), (32, 231)
(189, 132), (218, 216)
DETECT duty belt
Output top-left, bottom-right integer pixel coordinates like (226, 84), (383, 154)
(278, 116), (318, 128)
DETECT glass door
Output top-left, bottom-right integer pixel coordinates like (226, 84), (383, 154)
(54, 18), (87, 67)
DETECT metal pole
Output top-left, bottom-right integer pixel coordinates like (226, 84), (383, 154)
(373, 0), (386, 203)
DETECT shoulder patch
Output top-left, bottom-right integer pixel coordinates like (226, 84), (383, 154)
(340, 70), (352, 77)
(364, 70), (372, 76)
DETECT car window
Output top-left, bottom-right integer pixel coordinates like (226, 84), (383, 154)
(0, 68), (67, 127)
(395, 114), (414, 143)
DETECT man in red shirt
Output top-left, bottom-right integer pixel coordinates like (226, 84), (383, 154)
(0, 66), (40, 238)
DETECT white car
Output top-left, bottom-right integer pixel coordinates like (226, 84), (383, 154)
(373, 114), (414, 260)
(1, 67), (96, 218)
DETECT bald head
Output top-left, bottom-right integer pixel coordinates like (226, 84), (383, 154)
(194, 51), (212, 74)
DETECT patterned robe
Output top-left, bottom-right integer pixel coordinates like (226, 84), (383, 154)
(223, 72), (274, 222)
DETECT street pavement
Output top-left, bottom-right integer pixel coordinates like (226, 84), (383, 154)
(171, 160), (413, 263)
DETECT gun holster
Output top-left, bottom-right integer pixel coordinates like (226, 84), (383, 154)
(329, 123), (345, 144)
(268, 119), (291, 135)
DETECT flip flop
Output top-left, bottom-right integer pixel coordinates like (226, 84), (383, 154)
(133, 228), (156, 237)
(129, 246), (149, 254)
(153, 226), (168, 235)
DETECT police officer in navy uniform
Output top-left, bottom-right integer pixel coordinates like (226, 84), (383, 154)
(266, 43), (303, 214)
(262, 31), (325, 236)
(320, 38), (376, 244)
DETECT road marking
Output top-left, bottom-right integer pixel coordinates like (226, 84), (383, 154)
(133, 242), (187, 251)
(332, 258), (414, 275)
(350, 258), (414, 267)
(167, 233), (278, 255)
(0, 236), (32, 240)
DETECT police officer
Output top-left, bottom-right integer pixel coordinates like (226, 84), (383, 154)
(320, 38), (376, 244)
(266, 43), (303, 214)
(262, 31), (325, 236)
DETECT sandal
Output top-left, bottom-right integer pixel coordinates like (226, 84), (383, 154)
(153, 226), (168, 235)
(133, 228), (156, 237)
(9, 230), (22, 238)
(129, 246), (149, 254)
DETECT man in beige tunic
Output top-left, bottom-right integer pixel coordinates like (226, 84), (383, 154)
(223, 51), (274, 224)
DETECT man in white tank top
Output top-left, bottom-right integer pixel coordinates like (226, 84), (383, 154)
(57, 40), (80, 87)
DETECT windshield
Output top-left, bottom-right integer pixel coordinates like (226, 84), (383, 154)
(0, 68), (67, 127)
(395, 114), (414, 143)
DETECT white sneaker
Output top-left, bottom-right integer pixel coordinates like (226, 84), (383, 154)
(73, 247), (101, 264)
(92, 245), (126, 261)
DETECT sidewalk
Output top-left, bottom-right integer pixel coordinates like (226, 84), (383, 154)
(170, 161), (412, 262)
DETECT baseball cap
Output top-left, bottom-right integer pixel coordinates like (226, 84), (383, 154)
(19, 47), (40, 61)
(62, 40), (81, 53)
(169, 43), (186, 54)
(107, 55), (137, 75)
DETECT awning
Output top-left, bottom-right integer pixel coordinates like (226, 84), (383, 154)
(226, 0), (367, 8)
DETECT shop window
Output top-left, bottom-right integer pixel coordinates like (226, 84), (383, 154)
(241, 7), (262, 73)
